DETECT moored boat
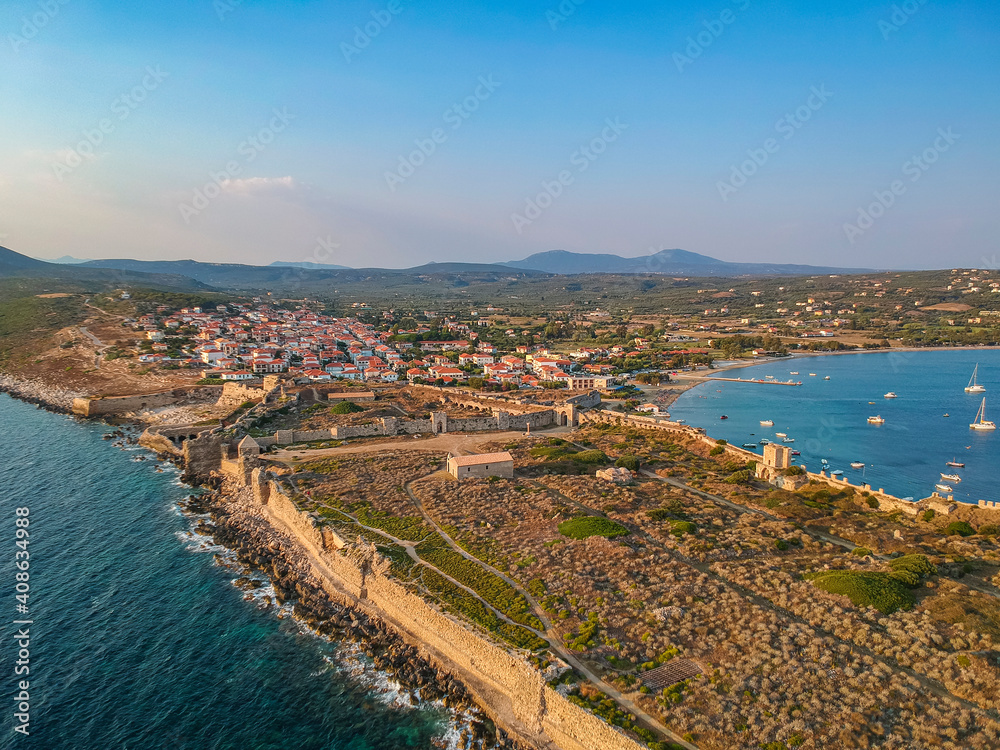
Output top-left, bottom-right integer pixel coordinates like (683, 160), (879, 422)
(867, 415), (885, 425)
(940, 473), (961, 483)
(946, 459), (965, 468)
(970, 397), (996, 431)
(884, 392), (897, 399)
(782, 437), (795, 443)
(935, 483), (953, 493)
(760, 420), (774, 426)
(851, 461), (865, 469)
(742, 443), (758, 449)
(965, 364), (986, 394)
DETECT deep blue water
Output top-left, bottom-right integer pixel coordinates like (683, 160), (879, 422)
(0, 394), (456, 750)
(668, 350), (1000, 505)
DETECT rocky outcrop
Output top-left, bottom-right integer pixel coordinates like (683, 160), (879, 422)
(0, 373), (85, 413)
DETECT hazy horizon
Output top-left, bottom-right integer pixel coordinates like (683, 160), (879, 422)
(2, 1), (998, 270)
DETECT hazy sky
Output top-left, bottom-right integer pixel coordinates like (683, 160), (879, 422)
(1, 0), (998, 269)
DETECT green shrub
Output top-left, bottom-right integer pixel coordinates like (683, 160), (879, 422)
(715, 439), (728, 445)
(866, 497), (880, 509)
(946, 521), (975, 537)
(709, 446), (725, 456)
(851, 547), (873, 557)
(646, 508), (672, 522)
(725, 470), (752, 484)
(921, 509), (936, 522)
(615, 454), (640, 471)
(330, 401), (364, 414)
(774, 539), (789, 551)
(558, 516), (630, 540)
(670, 520), (697, 537)
(807, 570), (914, 614)
(571, 449), (609, 465)
(888, 554), (936, 587)
(784, 465), (805, 476)
(977, 524), (999, 537)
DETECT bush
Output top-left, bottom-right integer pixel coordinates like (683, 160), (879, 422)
(946, 521), (975, 537)
(807, 570), (914, 614)
(571, 449), (609, 465)
(784, 465), (805, 476)
(866, 496), (880, 509)
(774, 539), (789, 551)
(851, 547), (873, 557)
(670, 520), (697, 537)
(921, 509), (936, 522)
(979, 524), (1000, 537)
(330, 401), (364, 414)
(888, 554), (937, 587)
(615, 454), (640, 472)
(709, 446), (725, 456)
(715, 439), (728, 445)
(725, 470), (751, 485)
(558, 516), (630, 540)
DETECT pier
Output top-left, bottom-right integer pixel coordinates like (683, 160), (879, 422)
(702, 377), (803, 386)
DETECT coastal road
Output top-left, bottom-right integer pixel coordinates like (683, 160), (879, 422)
(78, 325), (111, 368)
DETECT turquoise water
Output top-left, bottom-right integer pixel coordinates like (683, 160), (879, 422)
(668, 350), (1000, 505)
(0, 394), (456, 749)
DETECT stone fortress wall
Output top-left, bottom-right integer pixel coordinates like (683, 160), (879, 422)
(252, 470), (647, 750)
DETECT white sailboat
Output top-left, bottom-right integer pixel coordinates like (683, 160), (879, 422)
(965, 364), (986, 393)
(970, 397), (996, 431)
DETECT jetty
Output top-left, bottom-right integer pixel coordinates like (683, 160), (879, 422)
(702, 377), (803, 386)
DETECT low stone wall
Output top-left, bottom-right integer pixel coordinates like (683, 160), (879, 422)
(217, 382), (267, 408)
(253, 472), (646, 750)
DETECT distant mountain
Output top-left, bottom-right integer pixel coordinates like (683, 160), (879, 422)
(269, 261), (352, 270)
(44, 255), (91, 264)
(503, 249), (874, 276)
(0, 246), (211, 291)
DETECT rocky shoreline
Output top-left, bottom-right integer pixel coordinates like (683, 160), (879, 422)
(187, 485), (525, 750)
(0, 372), (85, 414)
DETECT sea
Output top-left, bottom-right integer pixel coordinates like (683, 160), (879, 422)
(667, 349), (1000, 506)
(0, 393), (463, 750)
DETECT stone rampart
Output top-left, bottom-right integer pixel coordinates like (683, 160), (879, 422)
(72, 386), (223, 417)
(217, 382), (267, 408)
(252, 474), (646, 750)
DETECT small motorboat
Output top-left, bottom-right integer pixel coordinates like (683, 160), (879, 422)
(790, 371), (799, 375)
(824, 376), (831, 380)
(867, 416), (885, 425)
(821, 458), (829, 465)
(742, 443), (758, 449)
(790, 450), (800, 456)
(935, 483), (953, 493)
(943, 413), (950, 418)
(940, 473), (961, 483)
(884, 392), (897, 399)
(760, 420), (774, 426)
(946, 459), (965, 468)
(851, 462), (865, 469)
(809, 373), (817, 377)
(782, 437), (795, 443)
(831, 470), (844, 476)
(720, 415), (729, 420)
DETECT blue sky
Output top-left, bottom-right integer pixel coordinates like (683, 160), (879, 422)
(1, 0), (998, 269)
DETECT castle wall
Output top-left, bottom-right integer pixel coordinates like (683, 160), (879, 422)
(252, 475), (646, 750)
(72, 386), (224, 417)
